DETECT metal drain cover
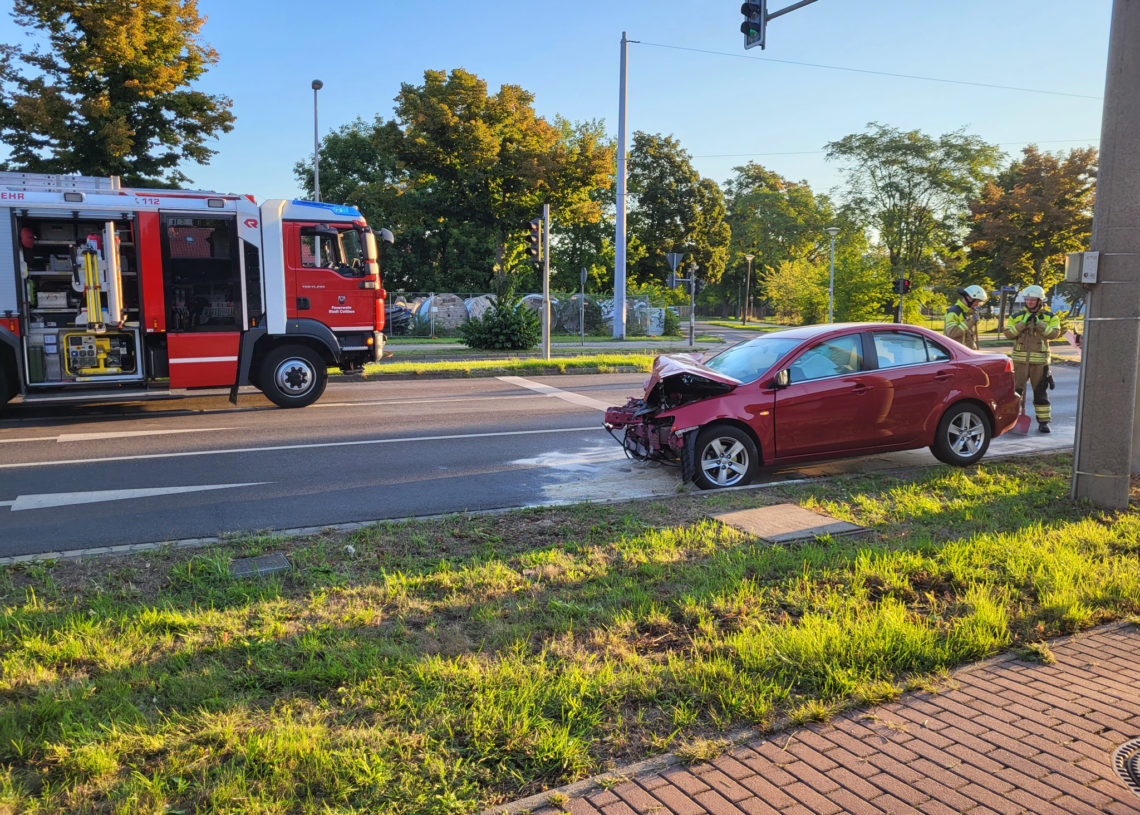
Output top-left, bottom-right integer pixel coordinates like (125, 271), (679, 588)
(231, 552), (291, 579)
(1113, 737), (1140, 798)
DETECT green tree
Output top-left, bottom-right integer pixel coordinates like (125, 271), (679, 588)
(298, 69), (613, 294)
(825, 123), (1000, 294)
(627, 131), (730, 287)
(722, 163), (836, 318)
(965, 144), (1096, 292)
(0, 0), (234, 185)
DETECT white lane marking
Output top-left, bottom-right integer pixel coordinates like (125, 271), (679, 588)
(312, 394), (535, 408)
(0, 428), (235, 444)
(6, 482), (269, 512)
(496, 376), (613, 411)
(0, 426), (601, 471)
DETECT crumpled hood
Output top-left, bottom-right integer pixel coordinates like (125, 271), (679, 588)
(643, 353), (741, 399)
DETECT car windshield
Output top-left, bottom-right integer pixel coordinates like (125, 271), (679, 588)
(704, 335), (802, 382)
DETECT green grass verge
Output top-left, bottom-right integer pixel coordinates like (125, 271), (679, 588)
(701, 320), (779, 332)
(2, 454), (1136, 813)
(362, 354), (657, 377)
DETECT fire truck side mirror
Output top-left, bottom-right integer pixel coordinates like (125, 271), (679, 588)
(378, 228), (394, 245)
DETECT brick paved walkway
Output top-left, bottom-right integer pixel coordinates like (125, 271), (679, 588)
(505, 623), (1140, 815)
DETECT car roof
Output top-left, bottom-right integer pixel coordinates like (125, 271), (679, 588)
(766, 322), (934, 340)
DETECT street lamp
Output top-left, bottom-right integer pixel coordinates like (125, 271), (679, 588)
(743, 253), (754, 326)
(311, 79), (323, 202)
(825, 226), (840, 323)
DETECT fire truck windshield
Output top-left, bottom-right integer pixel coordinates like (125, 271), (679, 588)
(301, 226), (368, 276)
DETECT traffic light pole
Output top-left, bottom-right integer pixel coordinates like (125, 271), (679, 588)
(542, 203), (551, 361)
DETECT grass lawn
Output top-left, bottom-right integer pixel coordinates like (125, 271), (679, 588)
(701, 320), (778, 332)
(2, 454), (1137, 814)
(361, 354), (657, 378)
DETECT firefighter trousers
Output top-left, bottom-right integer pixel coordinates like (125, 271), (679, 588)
(1013, 362), (1051, 424)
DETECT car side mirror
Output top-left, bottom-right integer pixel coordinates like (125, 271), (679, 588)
(773, 369), (790, 388)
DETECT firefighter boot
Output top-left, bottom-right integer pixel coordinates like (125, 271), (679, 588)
(1038, 422), (1051, 433)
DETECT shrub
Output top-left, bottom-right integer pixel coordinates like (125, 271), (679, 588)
(663, 308), (681, 336)
(459, 296), (541, 350)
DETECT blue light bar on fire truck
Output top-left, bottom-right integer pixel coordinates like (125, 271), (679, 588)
(289, 200), (361, 218)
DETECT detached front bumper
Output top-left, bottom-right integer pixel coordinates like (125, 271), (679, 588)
(604, 399), (680, 460)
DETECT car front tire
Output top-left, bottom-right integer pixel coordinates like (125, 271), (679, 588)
(692, 424), (758, 490)
(931, 402), (991, 466)
(259, 345), (328, 408)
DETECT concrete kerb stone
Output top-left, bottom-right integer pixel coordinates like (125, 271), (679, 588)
(483, 621), (1140, 815)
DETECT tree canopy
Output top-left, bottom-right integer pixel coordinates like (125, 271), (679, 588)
(826, 123), (1000, 288)
(965, 144), (1096, 291)
(298, 69), (613, 294)
(627, 131), (730, 286)
(0, 0), (234, 186)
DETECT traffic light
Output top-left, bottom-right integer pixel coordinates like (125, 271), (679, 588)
(740, 0), (766, 50)
(894, 278), (912, 294)
(526, 218), (542, 264)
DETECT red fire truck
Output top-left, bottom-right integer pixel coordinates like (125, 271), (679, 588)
(0, 172), (391, 409)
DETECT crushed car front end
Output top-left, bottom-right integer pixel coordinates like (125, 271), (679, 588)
(604, 354), (741, 465)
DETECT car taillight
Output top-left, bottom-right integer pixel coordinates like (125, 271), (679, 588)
(1004, 359), (1013, 373)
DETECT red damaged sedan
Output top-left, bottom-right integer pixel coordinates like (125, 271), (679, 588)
(604, 323), (1020, 490)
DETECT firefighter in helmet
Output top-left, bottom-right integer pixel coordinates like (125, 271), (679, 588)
(1004, 284), (1061, 433)
(945, 284), (988, 350)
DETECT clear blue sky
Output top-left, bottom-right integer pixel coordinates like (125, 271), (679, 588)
(1, 0), (1114, 204)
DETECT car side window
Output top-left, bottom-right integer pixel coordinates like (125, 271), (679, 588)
(925, 338), (952, 362)
(873, 332), (928, 369)
(788, 335), (862, 382)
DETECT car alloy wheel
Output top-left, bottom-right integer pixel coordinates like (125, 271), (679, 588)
(694, 425), (758, 489)
(932, 402), (991, 466)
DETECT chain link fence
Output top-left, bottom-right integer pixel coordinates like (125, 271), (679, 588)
(385, 292), (670, 338)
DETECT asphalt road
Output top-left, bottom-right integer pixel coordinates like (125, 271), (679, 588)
(0, 367), (1078, 559)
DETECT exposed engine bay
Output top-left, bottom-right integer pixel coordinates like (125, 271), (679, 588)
(603, 355), (740, 467)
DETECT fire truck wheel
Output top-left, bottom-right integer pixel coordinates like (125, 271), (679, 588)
(260, 345), (327, 408)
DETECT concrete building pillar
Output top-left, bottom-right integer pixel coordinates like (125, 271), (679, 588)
(1072, 0), (1140, 508)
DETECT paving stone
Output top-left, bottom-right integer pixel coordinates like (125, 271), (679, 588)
(500, 625), (1140, 815)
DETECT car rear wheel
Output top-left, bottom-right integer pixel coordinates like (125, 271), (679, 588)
(692, 425), (758, 490)
(931, 403), (991, 465)
(259, 345), (327, 408)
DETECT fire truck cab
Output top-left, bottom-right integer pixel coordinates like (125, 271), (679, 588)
(0, 172), (390, 409)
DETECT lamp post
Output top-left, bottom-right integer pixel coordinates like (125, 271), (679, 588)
(311, 79), (323, 202)
(743, 253), (754, 325)
(825, 226), (840, 323)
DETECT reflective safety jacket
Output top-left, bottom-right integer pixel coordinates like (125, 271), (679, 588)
(1005, 308), (1061, 365)
(945, 301), (979, 349)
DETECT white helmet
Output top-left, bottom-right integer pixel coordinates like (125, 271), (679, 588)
(961, 285), (987, 304)
(1020, 284), (1046, 301)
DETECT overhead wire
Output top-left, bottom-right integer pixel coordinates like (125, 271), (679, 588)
(635, 41), (1103, 101)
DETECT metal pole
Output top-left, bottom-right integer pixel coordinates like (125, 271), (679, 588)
(613, 32), (628, 339)
(688, 264), (696, 347)
(743, 255), (753, 325)
(580, 267), (586, 346)
(826, 226), (839, 323)
(1072, 0), (1140, 509)
(312, 79), (323, 202)
(542, 203), (551, 360)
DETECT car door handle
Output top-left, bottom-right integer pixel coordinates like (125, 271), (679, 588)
(852, 383), (871, 394)
(934, 370), (952, 381)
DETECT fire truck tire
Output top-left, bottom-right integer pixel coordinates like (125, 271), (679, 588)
(259, 345), (327, 408)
